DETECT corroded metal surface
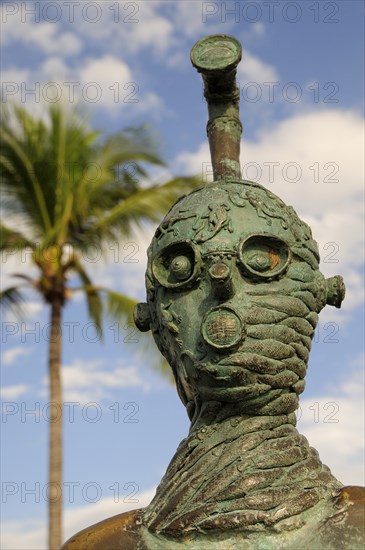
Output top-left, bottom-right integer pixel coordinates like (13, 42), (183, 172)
(62, 35), (364, 550)
(191, 35), (242, 181)
(60, 509), (145, 549)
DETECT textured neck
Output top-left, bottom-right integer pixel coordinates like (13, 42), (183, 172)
(143, 412), (341, 537)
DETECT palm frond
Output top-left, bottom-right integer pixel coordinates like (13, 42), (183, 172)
(105, 289), (173, 380)
(12, 273), (36, 283)
(71, 261), (103, 334)
(71, 134), (165, 223)
(105, 290), (137, 321)
(91, 175), (201, 236)
(1, 102), (199, 384)
(0, 224), (32, 253)
(1, 110), (52, 231)
(0, 286), (24, 314)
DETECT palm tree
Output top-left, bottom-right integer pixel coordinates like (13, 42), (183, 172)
(0, 103), (199, 549)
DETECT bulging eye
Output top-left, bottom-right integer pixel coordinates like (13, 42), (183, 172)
(246, 251), (273, 272)
(238, 235), (291, 280)
(170, 255), (192, 281)
(152, 241), (201, 289)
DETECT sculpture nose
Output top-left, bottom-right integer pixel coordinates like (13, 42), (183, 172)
(201, 305), (245, 351)
(209, 262), (234, 300)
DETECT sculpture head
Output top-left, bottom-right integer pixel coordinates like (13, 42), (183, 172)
(134, 36), (345, 426)
(135, 180), (345, 423)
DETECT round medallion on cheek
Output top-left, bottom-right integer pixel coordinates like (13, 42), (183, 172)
(201, 306), (244, 351)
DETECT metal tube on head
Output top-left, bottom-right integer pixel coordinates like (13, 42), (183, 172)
(191, 35), (242, 181)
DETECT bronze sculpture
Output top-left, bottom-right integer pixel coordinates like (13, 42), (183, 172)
(62, 35), (364, 549)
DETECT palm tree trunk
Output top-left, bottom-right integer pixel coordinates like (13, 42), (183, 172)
(48, 298), (63, 549)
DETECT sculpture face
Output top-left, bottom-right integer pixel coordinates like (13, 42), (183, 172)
(135, 180), (345, 423)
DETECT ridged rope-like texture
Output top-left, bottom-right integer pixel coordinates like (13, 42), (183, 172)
(143, 413), (340, 536)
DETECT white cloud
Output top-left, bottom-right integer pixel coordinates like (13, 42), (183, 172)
(79, 224), (155, 302)
(1, 487), (156, 549)
(176, 140), (210, 177)
(79, 55), (133, 108)
(0, 3), (211, 113)
(176, 109), (364, 312)
(1, 346), (30, 366)
(41, 358), (151, 403)
(1, 12), (82, 57)
(134, 92), (166, 119)
(237, 49), (279, 86)
(250, 22), (266, 37)
(2, 53), (142, 116)
(24, 301), (44, 318)
(41, 57), (70, 80)
(55, 31), (82, 56)
(24, 54), (141, 112)
(0, 518), (45, 550)
(0, 384), (29, 399)
(1, 297), (44, 325)
(64, 1), (176, 58)
(125, 11), (174, 55)
(1, 0), (143, 111)
(167, 1), (218, 39)
(297, 354), (365, 485)
(1, 68), (30, 97)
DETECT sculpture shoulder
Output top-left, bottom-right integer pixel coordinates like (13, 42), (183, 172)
(60, 487), (365, 550)
(333, 486), (365, 529)
(316, 486), (365, 549)
(60, 508), (146, 550)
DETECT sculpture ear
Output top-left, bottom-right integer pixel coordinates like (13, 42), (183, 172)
(325, 276), (346, 308)
(133, 303), (151, 332)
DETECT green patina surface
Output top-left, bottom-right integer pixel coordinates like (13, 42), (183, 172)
(62, 35), (364, 550)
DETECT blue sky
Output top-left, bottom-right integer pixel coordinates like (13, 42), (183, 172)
(1, 1), (364, 547)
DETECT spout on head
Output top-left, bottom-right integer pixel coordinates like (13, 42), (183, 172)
(191, 35), (243, 181)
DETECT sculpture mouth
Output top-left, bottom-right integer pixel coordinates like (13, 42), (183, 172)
(218, 352), (284, 370)
(193, 349), (304, 403)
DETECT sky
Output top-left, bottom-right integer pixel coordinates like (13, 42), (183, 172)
(0, 1), (364, 547)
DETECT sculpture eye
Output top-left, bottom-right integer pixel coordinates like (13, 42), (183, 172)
(170, 255), (192, 281)
(245, 251), (273, 272)
(152, 241), (201, 289)
(238, 235), (291, 280)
